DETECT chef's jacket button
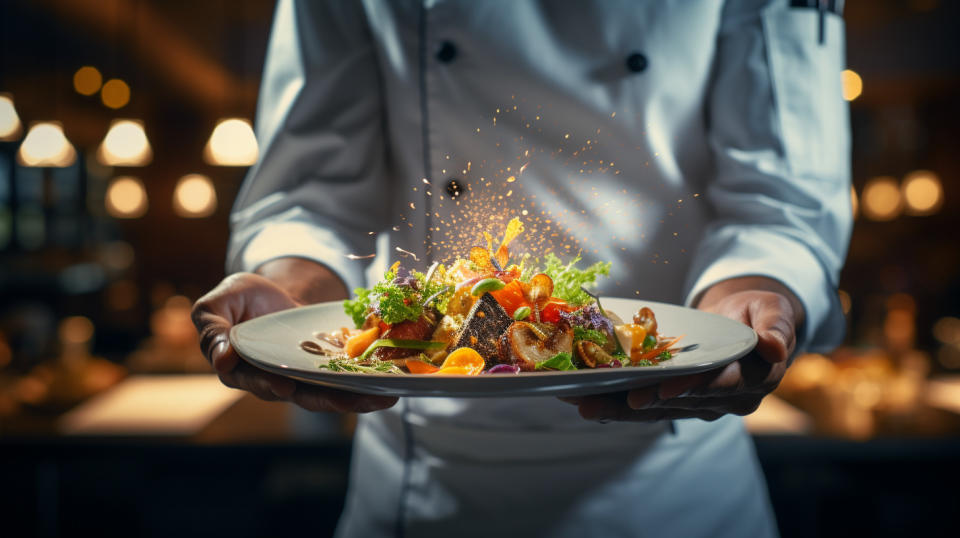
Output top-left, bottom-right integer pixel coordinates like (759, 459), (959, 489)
(436, 41), (458, 63)
(625, 52), (648, 73)
(445, 178), (463, 198)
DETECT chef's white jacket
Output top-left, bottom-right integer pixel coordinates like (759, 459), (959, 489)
(228, 1), (851, 536)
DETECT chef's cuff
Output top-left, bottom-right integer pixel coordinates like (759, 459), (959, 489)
(683, 226), (845, 354)
(229, 220), (368, 295)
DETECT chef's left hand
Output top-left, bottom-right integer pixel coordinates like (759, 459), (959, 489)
(563, 276), (804, 422)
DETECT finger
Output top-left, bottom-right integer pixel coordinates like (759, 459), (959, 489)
(623, 409), (724, 422)
(577, 393), (728, 422)
(749, 295), (796, 363)
(192, 303), (235, 370)
(218, 361), (289, 401)
(290, 385), (398, 414)
(576, 392), (628, 421)
(191, 273), (301, 372)
(699, 360), (745, 394)
(599, 406), (724, 423)
(657, 372), (710, 401)
(626, 386), (658, 409)
(645, 395), (764, 416)
(210, 337), (239, 375)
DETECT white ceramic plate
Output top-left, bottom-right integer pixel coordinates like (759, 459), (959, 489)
(229, 297), (757, 398)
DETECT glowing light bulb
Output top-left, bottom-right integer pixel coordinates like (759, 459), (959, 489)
(101, 79), (131, 109)
(173, 174), (217, 218)
(861, 176), (901, 221)
(204, 118), (258, 166)
(842, 69), (862, 101)
(73, 66), (103, 96)
(902, 170), (943, 215)
(0, 94), (22, 140)
(97, 119), (152, 166)
(17, 122), (77, 167)
(105, 176), (148, 218)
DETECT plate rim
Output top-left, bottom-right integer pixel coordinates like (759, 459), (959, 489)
(228, 297), (758, 397)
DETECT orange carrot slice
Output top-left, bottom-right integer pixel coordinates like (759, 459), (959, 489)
(435, 347), (485, 375)
(344, 327), (380, 358)
(405, 358), (440, 374)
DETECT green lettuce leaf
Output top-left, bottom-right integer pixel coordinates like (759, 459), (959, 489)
(535, 352), (578, 371)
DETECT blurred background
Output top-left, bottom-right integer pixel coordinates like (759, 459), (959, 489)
(1, 1), (959, 537)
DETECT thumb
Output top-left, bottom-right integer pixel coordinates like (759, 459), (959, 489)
(750, 296), (796, 364)
(192, 304), (240, 373)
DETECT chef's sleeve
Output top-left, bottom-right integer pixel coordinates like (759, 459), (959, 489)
(684, 0), (853, 353)
(226, 0), (390, 294)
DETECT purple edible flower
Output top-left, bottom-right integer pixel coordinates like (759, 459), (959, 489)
(392, 265), (419, 289)
(559, 304), (613, 335)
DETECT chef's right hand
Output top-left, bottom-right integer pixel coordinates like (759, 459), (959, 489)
(191, 263), (398, 414)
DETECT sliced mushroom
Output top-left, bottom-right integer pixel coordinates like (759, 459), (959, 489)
(497, 321), (574, 371)
(575, 340), (617, 368)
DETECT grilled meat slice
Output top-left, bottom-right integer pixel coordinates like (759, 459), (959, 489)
(452, 293), (514, 366)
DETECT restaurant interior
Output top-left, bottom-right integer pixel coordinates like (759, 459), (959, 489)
(1, 1), (959, 536)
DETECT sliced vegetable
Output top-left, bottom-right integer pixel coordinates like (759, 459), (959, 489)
(345, 327), (381, 358)
(435, 347), (485, 375)
(485, 364), (521, 374)
(629, 335), (685, 364)
(540, 299), (576, 323)
(526, 273), (554, 306)
(405, 358), (440, 374)
(498, 321), (574, 371)
(633, 307), (658, 337)
(359, 338), (446, 361)
(535, 352), (577, 371)
(489, 279), (528, 315)
(574, 340), (617, 368)
(513, 306), (531, 320)
(471, 277), (506, 296)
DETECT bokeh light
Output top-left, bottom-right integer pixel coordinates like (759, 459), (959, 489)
(73, 66), (103, 96)
(97, 119), (152, 166)
(861, 176), (902, 221)
(173, 174), (217, 218)
(902, 170), (943, 215)
(101, 78), (131, 109)
(59, 315), (94, 345)
(0, 94), (22, 140)
(204, 118), (258, 166)
(17, 122), (77, 167)
(105, 176), (148, 218)
(851, 185), (859, 219)
(842, 69), (863, 101)
(933, 317), (960, 346)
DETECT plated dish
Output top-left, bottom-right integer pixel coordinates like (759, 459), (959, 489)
(229, 218), (758, 397)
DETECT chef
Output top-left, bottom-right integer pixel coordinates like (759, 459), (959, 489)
(192, 1), (851, 536)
